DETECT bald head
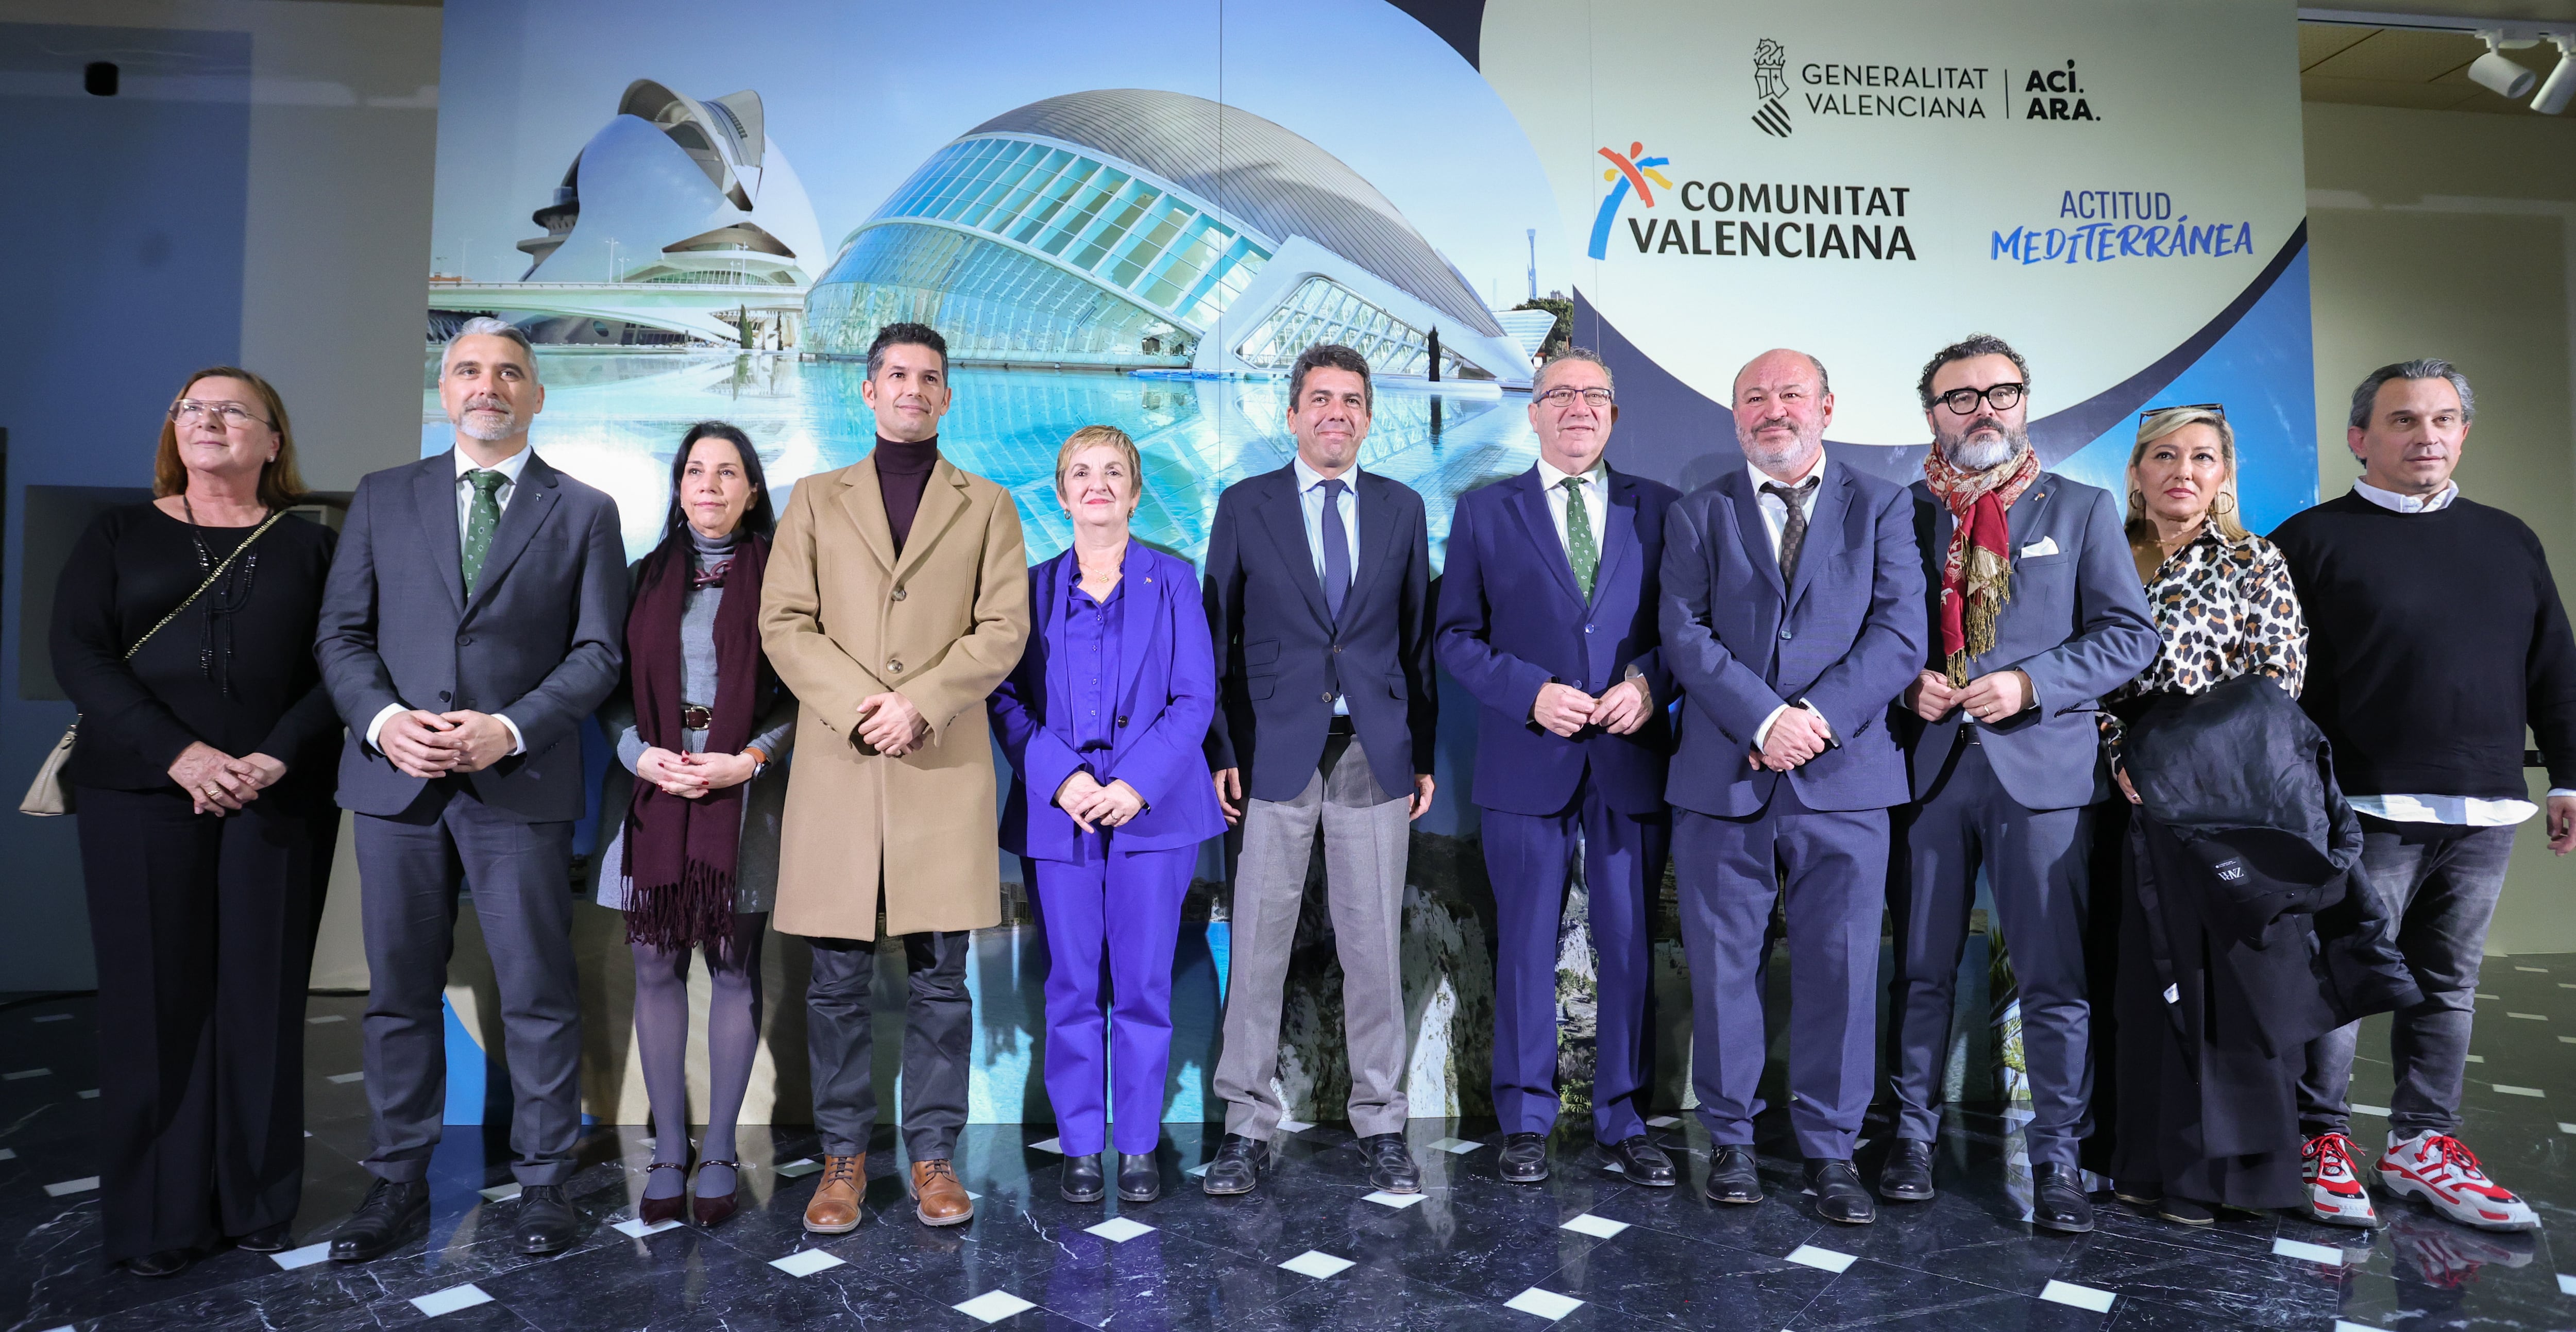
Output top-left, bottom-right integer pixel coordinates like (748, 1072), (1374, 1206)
(1732, 348), (1833, 482)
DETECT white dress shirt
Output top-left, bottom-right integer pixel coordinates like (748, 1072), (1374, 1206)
(1750, 451), (1833, 751)
(1533, 454), (1609, 555)
(1292, 455), (1362, 717)
(364, 446), (534, 757)
(2342, 478), (2569, 824)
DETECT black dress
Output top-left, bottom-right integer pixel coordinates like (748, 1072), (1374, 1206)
(48, 502), (341, 1261)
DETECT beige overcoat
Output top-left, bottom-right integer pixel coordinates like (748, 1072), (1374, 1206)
(759, 456), (1029, 940)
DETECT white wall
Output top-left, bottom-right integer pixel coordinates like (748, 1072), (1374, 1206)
(2304, 101), (2576, 955)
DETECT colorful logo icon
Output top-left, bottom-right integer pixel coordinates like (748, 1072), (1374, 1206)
(1587, 141), (1671, 260)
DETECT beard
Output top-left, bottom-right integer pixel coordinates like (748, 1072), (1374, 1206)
(1937, 416), (2029, 472)
(456, 396), (520, 442)
(1737, 417), (1819, 474)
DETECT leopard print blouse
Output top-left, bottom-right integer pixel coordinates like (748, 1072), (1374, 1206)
(2113, 526), (2308, 705)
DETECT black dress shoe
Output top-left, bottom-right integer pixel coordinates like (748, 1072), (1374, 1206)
(1060, 1153), (1107, 1204)
(2030, 1162), (2096, 1234)
(1118, 1151), (1161, 1203)
(233, 1221), (294, 1254)
(1498, 1132), (1549, 1184)
(515, 1184), (579, 1254)
(330, 1178), (430, 1262)
(1808, 1159), (1876, 1224)
(1607, 1135), (1677, 1188)
(1704, 1145), (1762, 1205)
(1361, 1133), (1421, 1193)
(125, 1248), (195, 1278)
(1200, 1133), (1271, 1196)
(1879, 1138), (1936, 1202)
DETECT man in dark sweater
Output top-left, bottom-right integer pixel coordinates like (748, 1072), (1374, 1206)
(2272, 358), (2576, 1234)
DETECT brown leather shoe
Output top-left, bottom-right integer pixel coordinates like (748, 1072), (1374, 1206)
(802, 1154), (865, 1234)
(909, 1158), (973, 1226)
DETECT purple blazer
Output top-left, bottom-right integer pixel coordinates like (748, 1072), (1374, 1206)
(992, 543), (1226, 861)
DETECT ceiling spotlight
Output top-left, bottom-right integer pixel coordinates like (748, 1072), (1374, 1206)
(2470, 34), (2540, 99)
(2533, 34), (2576, 115)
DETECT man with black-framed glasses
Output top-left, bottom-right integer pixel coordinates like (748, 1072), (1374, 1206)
(1879, 333), (2155, 1231)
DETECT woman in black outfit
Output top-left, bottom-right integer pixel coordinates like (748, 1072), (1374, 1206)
(49, 366), (342, 1277)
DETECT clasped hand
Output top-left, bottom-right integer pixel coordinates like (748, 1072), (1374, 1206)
(1904, 669), (2032, 726)
(856, 692), (929, 756)
(637, 747), (759, 799)
(168, 741), (285, 815)
(380, 709), (513, 779)
(1532, 678), (1651, 739)
(1751, 705), (1832, 772)
(1055, 771), (1145, 833)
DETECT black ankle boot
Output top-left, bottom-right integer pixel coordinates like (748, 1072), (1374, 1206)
(1060, 1153), (1106, 1203)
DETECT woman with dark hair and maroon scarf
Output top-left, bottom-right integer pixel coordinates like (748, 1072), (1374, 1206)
(589, 420), (793, 1228)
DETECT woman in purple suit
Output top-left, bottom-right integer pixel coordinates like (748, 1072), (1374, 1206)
(991, 425), (1224, 1207)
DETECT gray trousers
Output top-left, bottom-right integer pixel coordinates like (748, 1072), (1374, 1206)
(1214, 730), (1412, 1139)
(355, 786), (581, 1186)
(805, 931), (972, 1160)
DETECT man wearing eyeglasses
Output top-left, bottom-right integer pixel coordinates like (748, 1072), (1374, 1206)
(1436, 347), (1680, 1186)
(1880, 333), (2156, 1231)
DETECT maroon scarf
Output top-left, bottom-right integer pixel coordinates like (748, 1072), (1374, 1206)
(621, 531), (772, 956)
(1923, 444), (2041, 685)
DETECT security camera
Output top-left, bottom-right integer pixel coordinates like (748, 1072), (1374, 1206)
(2470, 36), (2539, 99)
(2533, 35), (2576, 114)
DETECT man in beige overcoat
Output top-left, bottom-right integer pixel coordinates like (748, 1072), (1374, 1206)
(759, 322), (1029, 1231)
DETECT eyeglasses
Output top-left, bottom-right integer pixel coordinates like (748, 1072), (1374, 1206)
(1935, 382), (2025, 415)
(1536, 386), (1616, 408)
(2139, 402), (2226, 421)
(170, 399), (274, 430)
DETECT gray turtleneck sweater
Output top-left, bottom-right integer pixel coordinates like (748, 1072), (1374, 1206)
(612, 527), (797, 772)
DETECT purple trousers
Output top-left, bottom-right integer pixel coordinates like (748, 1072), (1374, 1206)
(1026, 837), (1196, 1156)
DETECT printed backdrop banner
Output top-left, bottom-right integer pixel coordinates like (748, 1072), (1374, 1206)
(410, 0), (2310, 1127)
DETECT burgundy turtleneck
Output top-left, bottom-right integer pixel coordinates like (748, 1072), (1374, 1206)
(873, 435), (940, 553)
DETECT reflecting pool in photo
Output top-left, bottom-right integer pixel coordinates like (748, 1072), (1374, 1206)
(421, 350), (1541, 569)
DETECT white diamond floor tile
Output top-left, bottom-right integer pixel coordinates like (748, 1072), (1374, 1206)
(479, 1184), (520, 1203)
(1277, 1118), (1315, 1133)
(773, 1158), (821, 1178)
(954, 1290), (1037, 1323)
(270, 1242), (332, 1271)
(2274, 1237), (2346, 1264)
(43, 1177), (98, 1197)
(1026, 1137), (1064, 1154)
(0, 1148), (16, 1161)
(1085, 1216), (1155, 1243)
(2336, 1320), (2393, 1332)
(2465, 1054), (2485, 1063)
(1363, 1190), (1428, 1209)
(2515, 965), (2550, 972)
(410, 1284), (493, 1318)
(2351, 1103), (2392, 1117)
(1428, 1137), (1483, 1154)
(1786, 1244), (1857, 1273)
(2510, 1012), (2549, 1020)
(1184, 1162), (1210, 1178)
(30, 1013), (69, 1023)
(770, 1248), (844, 1277)
(1502, 1287), (1584, 1321)
(326, 1072), (364, 1085)
(2039, 1280), (2117, 1312)
(2495, 1085), (2546, 1098)
(2560, 1123), (2576, 1134)
(614, 1217), (682, 1238)
(1279, 1250), (1354, 1279)
(4, 1069), (50, 1081)
(1645, 1115), (1680, 1128)
(76, 1089), (96, 1099)
(306, 1014), (344, 1024)
(2558, 1273), (2575, 1296)
(1560, 1212), (1629, 1238)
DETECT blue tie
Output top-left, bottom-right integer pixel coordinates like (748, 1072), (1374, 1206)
(1319, 478), (1350, 623)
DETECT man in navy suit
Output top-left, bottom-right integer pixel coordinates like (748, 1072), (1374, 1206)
(1438, 347), (1681, 1187)
(1659, 348), (1926, 1223)
(1203, 344), (1438, 1198)
(1880, 333), (2157, 1232)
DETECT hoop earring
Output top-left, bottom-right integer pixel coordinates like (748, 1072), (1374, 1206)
(2127, 488), (2145, 514)
(2211, 491), (2236, 516)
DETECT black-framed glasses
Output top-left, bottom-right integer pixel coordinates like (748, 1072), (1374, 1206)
(2139, 402), (2225, 421)
(170, 399), (274, 430)
(1936, 382), (2025, 415)
(1536, 385), (1616, 408)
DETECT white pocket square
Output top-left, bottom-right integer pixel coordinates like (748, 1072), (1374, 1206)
(2019, 536), (2060, 558)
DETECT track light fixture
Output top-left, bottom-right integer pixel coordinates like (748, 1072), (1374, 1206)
(2532, 33), (2576, 115)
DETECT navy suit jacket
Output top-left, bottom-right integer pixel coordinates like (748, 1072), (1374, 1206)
(991, 544), (1226, 860)
(1434, 464), (1678, 817)
(1897, 470), (2158, 810)
(1203, 464), (1437, 803)
(1659, 460), (1927, 815)
(314, 450), (629, 821)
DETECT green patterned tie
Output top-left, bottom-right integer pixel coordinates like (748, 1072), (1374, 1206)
(1562, 475), (1599, 599)
(462, 468), (507, 594)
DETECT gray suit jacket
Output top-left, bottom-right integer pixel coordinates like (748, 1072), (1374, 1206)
(1898, 469), (2156, 811)
(315, 449), (629, 821)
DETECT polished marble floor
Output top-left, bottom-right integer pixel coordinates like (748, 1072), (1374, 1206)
(4, 956), (2572, 1331)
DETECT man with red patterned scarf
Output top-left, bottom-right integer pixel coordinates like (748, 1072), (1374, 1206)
(1877, 334), (2157, 1233)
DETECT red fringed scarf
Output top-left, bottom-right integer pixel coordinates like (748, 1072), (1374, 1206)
(621, 531), (773, 957)
(1923, 445), (2041, 685)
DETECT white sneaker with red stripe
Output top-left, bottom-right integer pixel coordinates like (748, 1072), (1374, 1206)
(2375, 1132), (2539, 1232)
(2300, 1133), (2379, 1227)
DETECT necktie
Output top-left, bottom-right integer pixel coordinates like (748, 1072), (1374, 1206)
(462, 468), (507, 594)
(1318, 478), (1350, 622)
(1761, 476), (1820, 587)
(1561, 475), (1599, 599)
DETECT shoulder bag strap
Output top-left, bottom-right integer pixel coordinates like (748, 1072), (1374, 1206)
(122, 509), (290, 661)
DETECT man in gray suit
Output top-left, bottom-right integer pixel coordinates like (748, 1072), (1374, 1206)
(314, 317), (628, 1260)
(1880, 333), (2155, 1233)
